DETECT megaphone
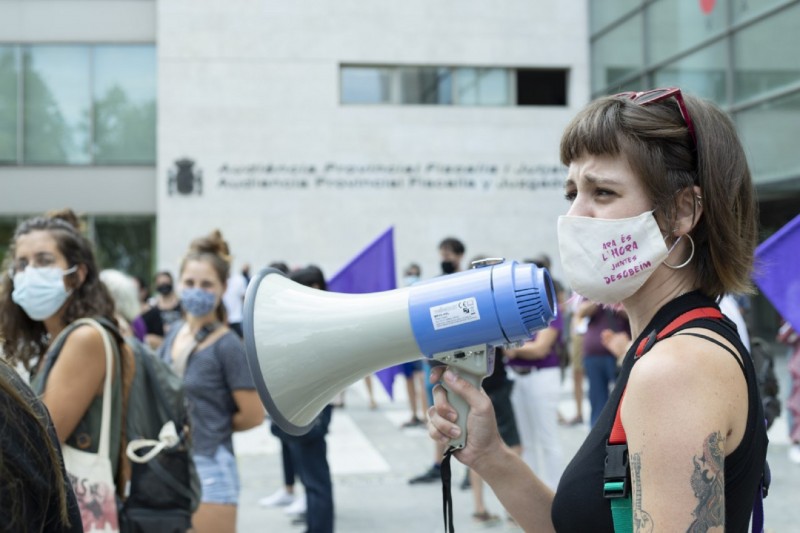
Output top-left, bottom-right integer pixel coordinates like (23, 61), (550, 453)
(243, 258), (556, 449)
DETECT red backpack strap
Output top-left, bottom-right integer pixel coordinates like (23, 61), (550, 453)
(611, 306), (721, 443)
(604, 306), (722, 503)
(633, 307), (723, 360)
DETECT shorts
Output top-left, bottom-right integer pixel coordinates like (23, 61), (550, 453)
(570, 332), (584, 372)
(401, 360), (423, 377)
(487, 380), (521, 448)
(194, 445), (240, 505)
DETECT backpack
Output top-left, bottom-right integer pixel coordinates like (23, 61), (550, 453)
(749, 336), (782, 430)
(118, 334), (201, 533)
(604, 307), (770, 533)
(34, 318), (200, 533)
(57, 317), (201, 533)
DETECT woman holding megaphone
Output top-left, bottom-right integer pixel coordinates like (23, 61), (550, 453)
(426, 89), (768, 532)
(159, 230), (264, 533)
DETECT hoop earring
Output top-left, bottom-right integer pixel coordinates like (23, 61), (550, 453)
(664, 234), (694, 269)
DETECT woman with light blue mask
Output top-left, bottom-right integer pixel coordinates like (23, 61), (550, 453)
(157, 229), (264, 533)
(0, 208), (133, 531)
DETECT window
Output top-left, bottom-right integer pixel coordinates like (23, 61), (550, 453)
(646, 0), (728, 66)
(93, 46), (157, 164)
(0, 217), (18, 263)
(590, 0), (641, 33)
(733, 3), (800, 103)
(399, 67), (452, 105)
(516, 69), (568, 106)
(0, 44), (156, 165)
(0, 46), (18, 164)
(592, 14), (643, 93)
(454, 68), (510, 106)
(93, 216), (155, 284)
(652, 41), (727, 102)
(736, 90), (800, 184)
(341, 66), (392, 104)
(733, 0), (795, 22)
(23, 46), (92, 164)
(341, 65), (557, 107)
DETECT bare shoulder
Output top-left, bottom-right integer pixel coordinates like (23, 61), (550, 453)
(630, 329), (743, 387)
(623, 329), (748, 448)
(59, 322), (107, 357)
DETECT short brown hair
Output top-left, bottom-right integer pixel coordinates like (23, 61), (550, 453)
(559, 92), (757, 299)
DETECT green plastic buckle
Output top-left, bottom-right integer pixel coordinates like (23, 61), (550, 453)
(603, 481), (626, 498)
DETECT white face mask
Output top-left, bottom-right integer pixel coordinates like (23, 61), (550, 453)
(557, 211), (679, 304)
(11, 265), (77, 321)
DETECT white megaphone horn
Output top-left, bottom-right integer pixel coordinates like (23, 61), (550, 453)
(243, 258), (556, 449)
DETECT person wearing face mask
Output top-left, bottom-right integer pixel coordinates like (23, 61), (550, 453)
(426, 88), (768, 532)
(0, 209), (135, 531)
(438, 237), (464, 276)
(141, 271), (183, 349)
(157, 230), (264, 533)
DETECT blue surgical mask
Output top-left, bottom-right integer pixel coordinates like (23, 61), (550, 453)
(12, 265), (77, 321)
(181, 287), (218, 317)
(403, 275), (420, 286)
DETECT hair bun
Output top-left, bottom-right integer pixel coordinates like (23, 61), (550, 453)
(45, 208), (81, 231)
(189, 229), (231, 263)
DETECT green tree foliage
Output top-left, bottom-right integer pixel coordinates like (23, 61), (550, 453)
(93, 85), (156, 164)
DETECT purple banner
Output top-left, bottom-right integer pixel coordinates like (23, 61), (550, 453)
(327, 227), (403, 399)
(754, 214), (800, 331)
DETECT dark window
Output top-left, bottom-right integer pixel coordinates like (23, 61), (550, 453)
(516, 69), (568, 106)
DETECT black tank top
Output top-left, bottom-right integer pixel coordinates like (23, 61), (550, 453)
(551, 292), (768, 532)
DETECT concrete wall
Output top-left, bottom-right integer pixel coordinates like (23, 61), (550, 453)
(157, 0), (590, 281)
(0, 167), (156, 216)
(0, 1), (156, 43)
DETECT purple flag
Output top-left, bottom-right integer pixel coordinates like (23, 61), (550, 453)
(327, 228), (404, 399)
(328, 227), (397, 294)
(754, 214), (800, 331)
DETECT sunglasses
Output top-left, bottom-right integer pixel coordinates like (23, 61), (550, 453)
(614, 87), (697, 150)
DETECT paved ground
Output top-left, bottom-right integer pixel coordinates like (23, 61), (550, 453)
(234, 349), (800, 532)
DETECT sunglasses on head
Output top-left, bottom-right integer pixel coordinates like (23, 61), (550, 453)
(614, 87), (697, 150)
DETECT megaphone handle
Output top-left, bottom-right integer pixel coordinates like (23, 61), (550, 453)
(441, 371), (483, 449)
(431, 344), (492, 450)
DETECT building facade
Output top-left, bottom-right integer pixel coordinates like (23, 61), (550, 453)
(590, 0), (800, 332)
(1, 1), (797, 328)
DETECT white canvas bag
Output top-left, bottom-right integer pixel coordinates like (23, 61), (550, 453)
(61, 318), (120, 533)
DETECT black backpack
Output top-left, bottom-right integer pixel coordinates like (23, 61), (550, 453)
(73, 318), (201, 533)
(120, 336), (201, 533)
(749, 336), (782, 430)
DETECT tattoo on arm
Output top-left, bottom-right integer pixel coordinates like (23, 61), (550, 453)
(687, 431), (725, 532)
(631, 452), (654, 532)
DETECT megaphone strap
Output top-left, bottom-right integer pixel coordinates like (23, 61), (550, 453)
(441, 447), (456, 533)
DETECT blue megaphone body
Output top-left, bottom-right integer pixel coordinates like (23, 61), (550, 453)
(243, 259), (557, 448)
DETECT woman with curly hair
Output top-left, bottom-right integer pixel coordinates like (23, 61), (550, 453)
(0, 209), (134, 531)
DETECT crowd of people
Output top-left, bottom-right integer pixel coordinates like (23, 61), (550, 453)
(0, 86), (797, 533)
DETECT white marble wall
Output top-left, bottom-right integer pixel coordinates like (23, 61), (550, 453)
(157, 0), (591, 282)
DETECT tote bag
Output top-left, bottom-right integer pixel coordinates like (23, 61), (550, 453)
(61, 319), (121, 533)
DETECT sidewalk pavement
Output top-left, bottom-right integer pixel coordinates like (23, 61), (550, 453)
(234, 352), (800, 532)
